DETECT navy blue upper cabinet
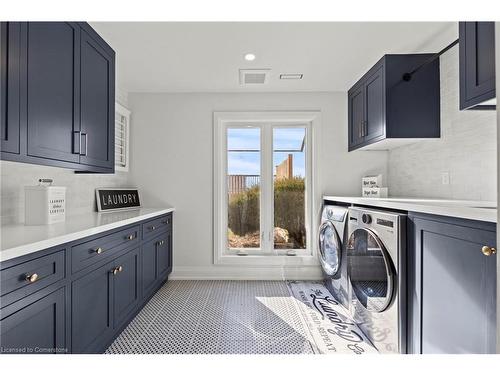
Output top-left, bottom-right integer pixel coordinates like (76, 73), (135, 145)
(0, 22), (115, 173)
(0, 22), (21, 155)
(348, 54), (440, 151)
(459, 22), (496, 110)
(79, 25), (115, 170)
(26, 22), (81, 164)
(408, 214), (496, 354)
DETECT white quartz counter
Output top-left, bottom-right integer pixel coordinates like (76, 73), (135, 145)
(322, 196), (497, 223)
(0, 207), (175, 263)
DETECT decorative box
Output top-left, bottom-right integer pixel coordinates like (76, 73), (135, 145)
(362, 187), (388, 198)
(25, 179), (66, 225)
(362, 174), (383, 188)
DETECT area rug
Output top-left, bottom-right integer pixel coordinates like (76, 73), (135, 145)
(287, 281), (377, 354)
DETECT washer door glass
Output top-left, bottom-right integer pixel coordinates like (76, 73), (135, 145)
(347, 228), (394, 312)
(318, 221), (341, 276)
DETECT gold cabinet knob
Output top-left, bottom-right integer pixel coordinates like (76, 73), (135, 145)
(481, 246), (497, 256)
(26, 273), (39, 283)
(126, 234), (134, 240)
(117, 266), (123, 273)
(111, 266), (123, 275)
(96, 247), (103, 254)
(150, 226), (156, 230)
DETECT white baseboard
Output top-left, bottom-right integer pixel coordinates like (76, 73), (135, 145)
(170, 265), (323, 280)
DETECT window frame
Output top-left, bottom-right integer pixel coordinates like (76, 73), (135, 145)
(213, 111), (321, 267)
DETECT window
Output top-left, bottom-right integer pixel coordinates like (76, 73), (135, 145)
(214, 112), (320, 266)
(115, 102), (131, 172)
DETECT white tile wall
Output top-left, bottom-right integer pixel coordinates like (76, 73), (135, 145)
(0, 161), (129, 224)
(387, 46), (497, 201)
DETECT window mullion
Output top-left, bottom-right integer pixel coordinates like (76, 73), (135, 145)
(260, 124), (272, 254)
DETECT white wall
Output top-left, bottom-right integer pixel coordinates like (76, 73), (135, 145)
(387, 45), (497, 201)
(128, 92), (388, 280)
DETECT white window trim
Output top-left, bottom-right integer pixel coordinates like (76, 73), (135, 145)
(115, 102), (131, 172)
(213, 111), (322, 267)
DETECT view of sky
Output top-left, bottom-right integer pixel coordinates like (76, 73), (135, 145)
(227, 127), (306, 177)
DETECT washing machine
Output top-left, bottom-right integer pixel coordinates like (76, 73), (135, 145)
(346, 207), (407, 354)
(318, 204), (349, 309)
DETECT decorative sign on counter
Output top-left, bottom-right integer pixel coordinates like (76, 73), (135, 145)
(96, 188), (141, 212)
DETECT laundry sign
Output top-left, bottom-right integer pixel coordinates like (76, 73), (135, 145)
(96, 188), (141, 212)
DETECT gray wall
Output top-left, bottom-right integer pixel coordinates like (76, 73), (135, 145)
(127, 92), (388, 279)
(387, 46), (497, 201)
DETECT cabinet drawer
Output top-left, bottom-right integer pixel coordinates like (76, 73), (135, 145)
(1, 250), (65, 307)
(142, 214), (172, 241)
(71, 225), (140, 273)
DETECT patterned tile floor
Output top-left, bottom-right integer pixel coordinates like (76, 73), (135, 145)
(106, 280), (318, 354)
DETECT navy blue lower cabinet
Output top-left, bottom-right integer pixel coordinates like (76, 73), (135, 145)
(0, 286), (67, 354)
(407, 213), (496, 354)
(71, 260), (114, 353)
(142, 237), (159, 298)
(0, 212), (173, 354)
(113, 247), (140, 329)
(157, 231), (172, 278)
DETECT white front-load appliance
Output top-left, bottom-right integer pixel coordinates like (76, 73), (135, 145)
(318, 204), (349, 309)
(347, 207), (407, 354)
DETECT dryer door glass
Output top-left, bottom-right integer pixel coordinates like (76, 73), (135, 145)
(347, 228), (394, 312)
(318, 221), (341, 276)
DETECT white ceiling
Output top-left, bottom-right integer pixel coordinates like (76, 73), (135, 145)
(90, 22), (457, 93)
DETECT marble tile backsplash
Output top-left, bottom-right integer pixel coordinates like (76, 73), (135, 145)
(387, 46), (497, 202)
(1, 161), (129, 224)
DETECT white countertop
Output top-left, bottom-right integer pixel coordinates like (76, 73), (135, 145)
(0, 207), (175, 263)
(322, 196), (497, 223)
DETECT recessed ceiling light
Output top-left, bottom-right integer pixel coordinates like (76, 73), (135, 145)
(280, 74), (303, 80)
(244, 53), (256, 61)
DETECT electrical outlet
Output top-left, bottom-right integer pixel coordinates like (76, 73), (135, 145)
(441, 172), (450, 185)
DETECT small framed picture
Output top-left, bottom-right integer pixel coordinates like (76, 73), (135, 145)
(96, 188), (141, 212)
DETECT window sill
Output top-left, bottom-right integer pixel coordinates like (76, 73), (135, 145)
(214, 253), (319, 267)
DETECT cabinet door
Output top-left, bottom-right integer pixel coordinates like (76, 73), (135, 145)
(142, 238), (159, 298)
(25, 22), (81, 163)
(364, 66), (385, 142)
(459, 22), (496, 110)
(0, 287), (66, 354)
(348, 85), (364, 150)
(113, 247), (140, 329)
(409, 215), (496, 354)
(79, 28), (115, 170)
(1, 22), (21, 155)
(72, 261), (113, 353)
(157, 232), (172, 278)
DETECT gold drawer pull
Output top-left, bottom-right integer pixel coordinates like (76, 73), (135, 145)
(26, 273), (39, 283)
(162, 219), (170, 225)
(126, 234), (134, 240)
(481, 246), (497, 256)
(157, 240), (165, 246)
(111, 266), (124, 275)
(96, 247), (103, 254)
(150, 226), (156, 231)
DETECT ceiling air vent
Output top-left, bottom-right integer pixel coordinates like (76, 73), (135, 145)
(239, 69), (270, 85)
